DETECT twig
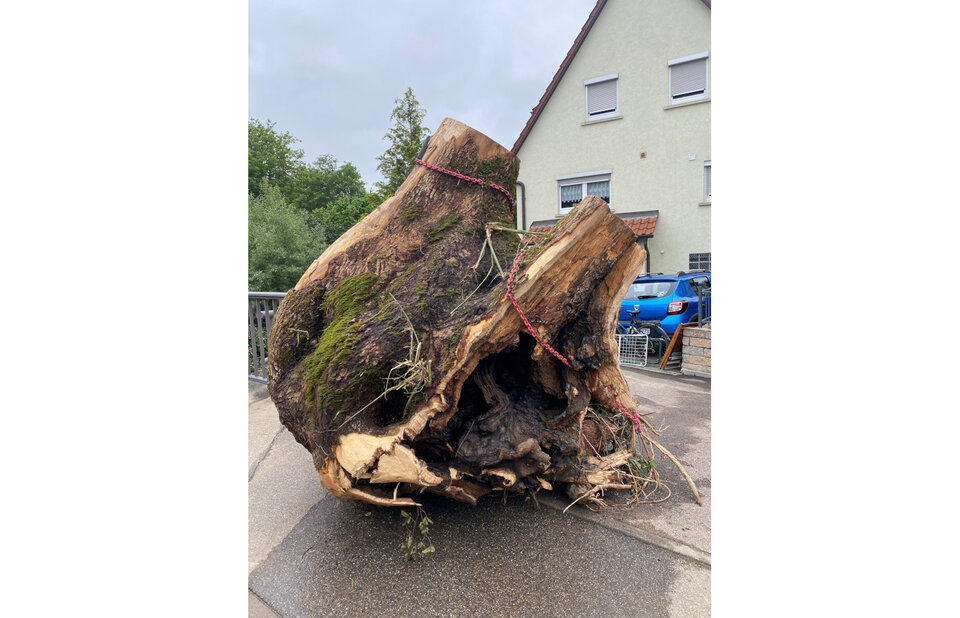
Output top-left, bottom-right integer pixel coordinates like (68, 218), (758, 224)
(452, 260), (494, 315)
(288, 327), (310, 345)
(484, 228), (505, 277)
(453, 420), (476, 458)
(647, 436), (702, 505)
(487, 224), (542, 237)
(562, 483), (632, 514)
(635, 483), (672, 504)
(471, 233), (489, 269)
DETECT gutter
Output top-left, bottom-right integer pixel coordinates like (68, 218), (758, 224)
(516, 181), (527, 230)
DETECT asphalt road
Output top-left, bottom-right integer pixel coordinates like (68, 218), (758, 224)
(250, 492), (708, 617)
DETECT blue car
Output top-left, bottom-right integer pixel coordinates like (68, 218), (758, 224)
(617, 270), (711, 339)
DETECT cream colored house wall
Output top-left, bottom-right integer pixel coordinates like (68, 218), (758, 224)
(516, 0), (710, 274)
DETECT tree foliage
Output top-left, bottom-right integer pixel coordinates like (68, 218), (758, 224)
(249, 96), (432, 292)
(374, 87), (429, 199)
(249, 181), (326, 292)
(311, 195), (373, 246)
(249, 119), (305, 199)
(290, 155), (373, 245)
(291, 156), (365, 212)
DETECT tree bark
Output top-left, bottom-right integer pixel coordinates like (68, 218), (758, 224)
(267, 118), (648, 507)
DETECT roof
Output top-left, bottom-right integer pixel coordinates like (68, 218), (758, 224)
(511, 0), (712, 155)
(511, 0), (608, 154)
(529, 211), (658, 238)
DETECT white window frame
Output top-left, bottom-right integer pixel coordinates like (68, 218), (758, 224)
(704, 160), (711, 202)
(556, 170), (612, 215)
(668, 52), (709, 104)
(584, 74), (619, 121)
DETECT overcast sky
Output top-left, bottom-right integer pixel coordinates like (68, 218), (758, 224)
(249, 0), (597, 190)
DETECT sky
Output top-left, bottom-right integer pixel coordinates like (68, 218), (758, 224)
(249, 0), (598, 190)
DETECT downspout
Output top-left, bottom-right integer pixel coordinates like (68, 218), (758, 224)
(642, 236), (651, 273)
(516, 181), (527, 230)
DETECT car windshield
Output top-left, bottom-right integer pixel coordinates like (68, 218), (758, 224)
(628, 281), (677, 299)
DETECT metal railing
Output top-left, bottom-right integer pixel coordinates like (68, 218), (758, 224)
(249, 292), (287, 383)
(696, 287), (712, 326)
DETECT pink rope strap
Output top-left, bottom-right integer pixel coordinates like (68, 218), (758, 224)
(414, 158), (514, 208)
(506, 249), (572, 368)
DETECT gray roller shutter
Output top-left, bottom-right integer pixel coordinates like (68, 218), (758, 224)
(587, 79), (617, 115)
(671, 58), (707, 100)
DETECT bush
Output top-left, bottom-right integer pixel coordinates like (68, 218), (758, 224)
(249, 181), (327, 292)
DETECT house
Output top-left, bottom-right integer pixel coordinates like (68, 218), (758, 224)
(513, 0), (711, 274)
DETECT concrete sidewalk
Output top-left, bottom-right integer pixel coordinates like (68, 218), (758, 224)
(249, 367), (710, 617)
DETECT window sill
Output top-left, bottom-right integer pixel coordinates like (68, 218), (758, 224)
(559, 206), (613, 217)
(664, 97), (710, 110)
(699, 201), (711, 207)
(581, 114), (623, 126)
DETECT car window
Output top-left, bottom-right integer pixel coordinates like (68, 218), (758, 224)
(689, 276), (710, 295)
(628, 281), (678, 299)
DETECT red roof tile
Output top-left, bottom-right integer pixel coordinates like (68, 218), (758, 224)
(624, 215), (657, 236)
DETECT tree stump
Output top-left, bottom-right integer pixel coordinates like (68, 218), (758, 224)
(267, 118), (683, 508)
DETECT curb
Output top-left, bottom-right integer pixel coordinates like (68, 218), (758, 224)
(538, 493), (711, 567)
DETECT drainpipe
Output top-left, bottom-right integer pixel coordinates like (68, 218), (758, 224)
(516, 181), (527, 230)
(642, 237), (651, 273)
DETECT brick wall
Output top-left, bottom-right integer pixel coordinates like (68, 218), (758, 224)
(681, 325), (711, 377)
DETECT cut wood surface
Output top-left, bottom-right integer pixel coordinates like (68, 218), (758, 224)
(267, 118), (697, 509)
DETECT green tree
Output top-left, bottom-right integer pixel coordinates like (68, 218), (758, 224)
(374, 87), (429, 199)
(248, 180), (326, 292)
(249, 119), (305, 199)
(311, 195), (374, 245)
(289, 155), (373, 244)
(291, 155), (366, 213)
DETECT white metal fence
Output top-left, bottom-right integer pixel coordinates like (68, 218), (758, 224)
(616, 332), (650, 367)
(248, 292), (287, 383)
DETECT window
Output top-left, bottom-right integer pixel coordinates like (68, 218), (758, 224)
(585, 74), (618, 120)
(689, 253), (711, 271)
(669, 53), (708, 104)
(689, 276), (710, 295)
(557, 171), (611, 214)
(704, 160), (711, 202)
(628, 281), (679, 300)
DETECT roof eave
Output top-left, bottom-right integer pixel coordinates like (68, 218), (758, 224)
(511, 0), (711, 155)
(511, 0), (608, 155)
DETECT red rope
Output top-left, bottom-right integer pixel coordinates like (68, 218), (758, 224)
(507, 250), (647, 446)
(608, 386), (649, 454)
(417, 160), (645, 440)
(414, 158), (514, 208)
(506, 249), (572, 368)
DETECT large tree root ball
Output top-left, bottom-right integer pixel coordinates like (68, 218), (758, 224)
(267, 118), (698, 509)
